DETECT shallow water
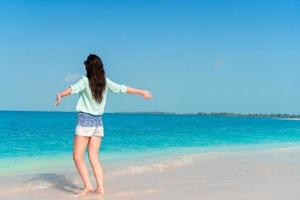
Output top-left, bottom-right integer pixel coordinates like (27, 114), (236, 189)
(1, 111), (300, 176)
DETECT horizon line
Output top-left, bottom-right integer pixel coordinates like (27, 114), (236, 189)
(0, 109), (299, 117)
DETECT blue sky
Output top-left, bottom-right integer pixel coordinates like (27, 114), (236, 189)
(0, 0), (299, 114)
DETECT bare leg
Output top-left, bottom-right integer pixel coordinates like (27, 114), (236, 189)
(88, 136), (105, 194)
(73, 135), (94, 196)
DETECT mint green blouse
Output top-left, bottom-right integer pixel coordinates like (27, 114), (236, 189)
(69, 76), (127, 115)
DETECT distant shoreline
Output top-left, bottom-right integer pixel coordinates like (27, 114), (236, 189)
(0, 110), (300, 118)
(113, 111), (300, 118)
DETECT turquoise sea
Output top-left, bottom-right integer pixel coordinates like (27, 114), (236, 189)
(1, 111), (300, 176)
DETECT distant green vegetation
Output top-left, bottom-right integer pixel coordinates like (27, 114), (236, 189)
(195, 112), (300, 118)
(113, 111), (300, 118)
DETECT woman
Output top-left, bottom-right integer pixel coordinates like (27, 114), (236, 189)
(55, 54), (152, 196)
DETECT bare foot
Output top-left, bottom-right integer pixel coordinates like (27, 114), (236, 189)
(94, 187), (105, 195)
(76, 187), (94, 197)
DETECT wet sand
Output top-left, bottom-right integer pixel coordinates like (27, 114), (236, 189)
(1, 147), (300, 200)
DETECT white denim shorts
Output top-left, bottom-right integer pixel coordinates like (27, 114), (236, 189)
(75, 125), (104, 137)
(75, 112), (104, 137)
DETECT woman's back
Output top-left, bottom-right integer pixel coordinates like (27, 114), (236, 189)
(69, 76), (127, 115)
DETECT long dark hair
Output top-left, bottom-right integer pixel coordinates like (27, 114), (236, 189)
(84, 54), (106, 103)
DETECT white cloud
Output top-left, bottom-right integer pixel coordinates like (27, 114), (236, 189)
(213, 56), (227, 68)
(64, 73), (81, 83)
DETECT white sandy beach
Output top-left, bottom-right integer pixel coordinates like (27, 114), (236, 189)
(1, 146), (300, 200)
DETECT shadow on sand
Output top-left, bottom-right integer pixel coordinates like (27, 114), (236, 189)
(28, 173), (81, 194)
(26, 173), (105, 200)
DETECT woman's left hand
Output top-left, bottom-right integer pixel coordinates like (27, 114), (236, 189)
(55, 94), (62, 106)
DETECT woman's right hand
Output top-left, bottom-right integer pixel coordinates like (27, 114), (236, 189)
(125, 86), (153, 99)
(141, 90), (153, 100)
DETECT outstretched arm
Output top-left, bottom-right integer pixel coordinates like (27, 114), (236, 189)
(55, 77), (86, 106)
(106, 77), (153, 99)
(126, 86), (153, 99)
(55, 87), (72, 106)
